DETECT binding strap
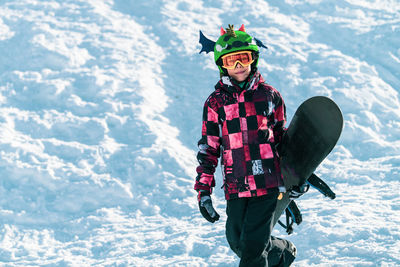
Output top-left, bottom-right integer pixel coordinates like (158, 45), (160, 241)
(278, 200), (302, 235)
(307, 173), (336, 199)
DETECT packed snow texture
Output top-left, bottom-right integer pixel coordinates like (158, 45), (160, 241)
(0, 0), (399, 266)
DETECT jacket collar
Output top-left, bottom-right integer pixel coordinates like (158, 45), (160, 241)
(215, 70), (264, 94)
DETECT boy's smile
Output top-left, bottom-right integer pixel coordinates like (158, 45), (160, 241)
(227, 64), (251, 82)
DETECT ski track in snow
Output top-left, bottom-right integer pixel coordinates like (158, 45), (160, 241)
(0, 0), (399, 266)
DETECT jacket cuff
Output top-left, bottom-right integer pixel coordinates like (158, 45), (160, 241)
(194, 183), (213, 194)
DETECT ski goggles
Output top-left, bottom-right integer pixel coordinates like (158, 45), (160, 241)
(221, 51), (254, 69)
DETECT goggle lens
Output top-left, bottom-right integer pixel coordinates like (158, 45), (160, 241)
(221, 51), (254, 69)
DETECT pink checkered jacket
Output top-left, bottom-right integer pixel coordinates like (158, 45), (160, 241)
(194, 71), (286, 200)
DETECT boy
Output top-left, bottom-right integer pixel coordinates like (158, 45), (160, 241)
(195, 25), (297, 266)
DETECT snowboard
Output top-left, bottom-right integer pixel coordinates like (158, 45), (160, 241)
(273, 96), (343, 227)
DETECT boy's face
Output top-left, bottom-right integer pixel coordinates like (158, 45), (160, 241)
(226, 64), (251, 82)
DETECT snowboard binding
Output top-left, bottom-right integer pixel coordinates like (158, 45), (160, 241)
(278, 173), (337, 234)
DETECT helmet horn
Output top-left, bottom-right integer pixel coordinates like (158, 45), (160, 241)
(220, 27), (226, 36)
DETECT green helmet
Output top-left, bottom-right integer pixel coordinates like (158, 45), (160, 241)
(214, 24), (259, 74)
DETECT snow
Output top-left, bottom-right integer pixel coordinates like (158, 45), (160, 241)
(0, 0), (399, 266)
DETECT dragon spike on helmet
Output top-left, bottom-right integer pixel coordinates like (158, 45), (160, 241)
(238, 24), (245, 32)
(220, 27), (226, 36)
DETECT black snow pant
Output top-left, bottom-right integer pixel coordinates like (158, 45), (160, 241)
(225, 192), (296, 267)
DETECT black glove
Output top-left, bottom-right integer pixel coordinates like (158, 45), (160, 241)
(198, 191), (220, 223)
(289, 183), (310, 199)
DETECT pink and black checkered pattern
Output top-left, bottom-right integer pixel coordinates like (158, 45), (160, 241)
(195, 71), (286, 200)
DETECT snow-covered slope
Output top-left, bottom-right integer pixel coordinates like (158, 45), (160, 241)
(0, 0), (399, 266)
